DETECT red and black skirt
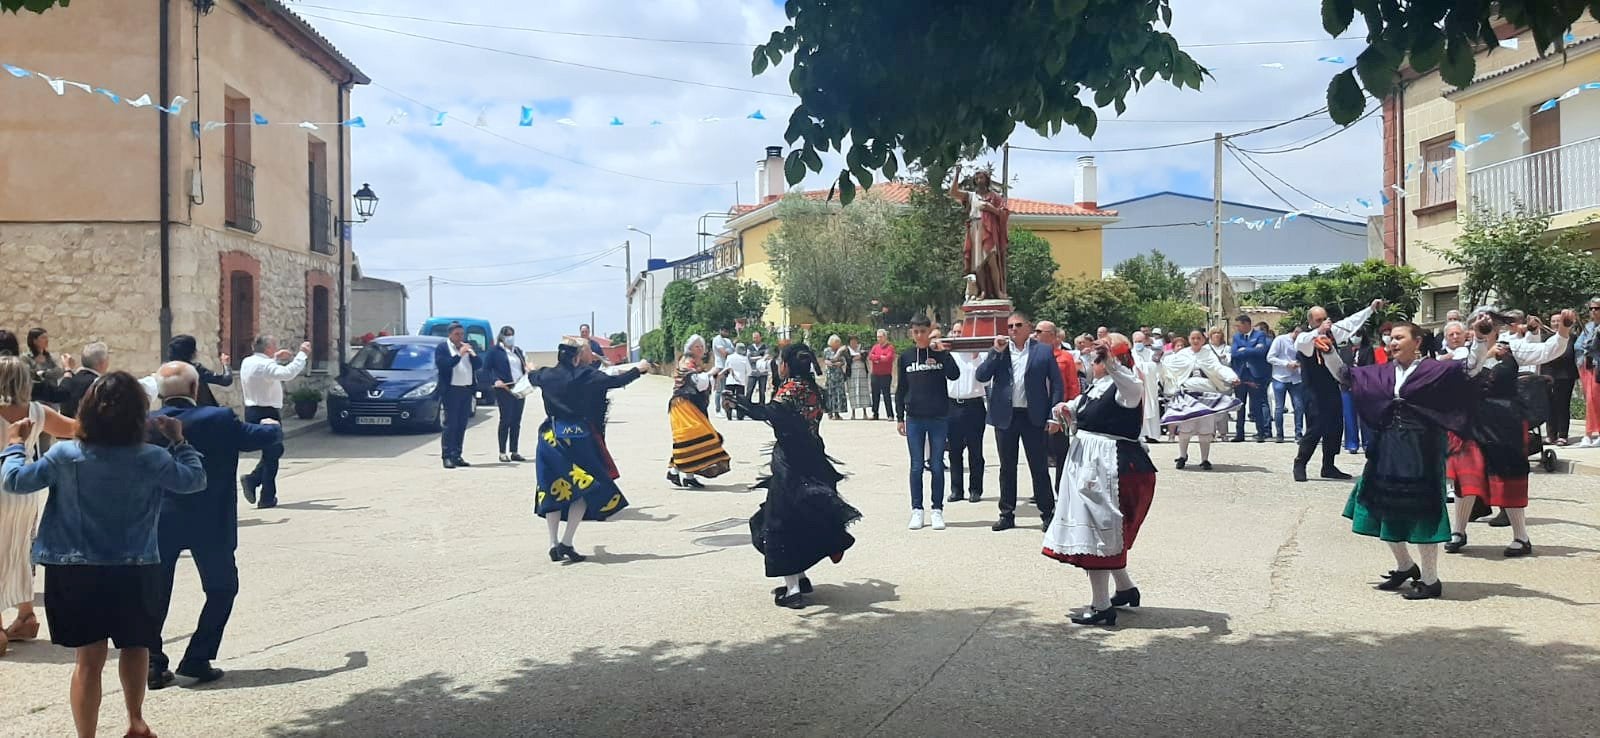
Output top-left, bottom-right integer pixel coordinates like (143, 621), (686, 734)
(1446, 430), (1529, 509)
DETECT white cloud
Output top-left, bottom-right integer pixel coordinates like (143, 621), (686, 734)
(303, 0), (1379, 345)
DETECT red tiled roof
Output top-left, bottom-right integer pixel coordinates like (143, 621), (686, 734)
(728, 181), (1117, 218)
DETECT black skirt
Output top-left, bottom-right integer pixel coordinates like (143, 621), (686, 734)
(43, 564), (164, 649)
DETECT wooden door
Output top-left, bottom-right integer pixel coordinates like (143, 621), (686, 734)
(1528, 104), (1562, 213)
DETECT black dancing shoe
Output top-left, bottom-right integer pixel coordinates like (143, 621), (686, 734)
(557, 544), (586, 563)
(1402, 579), (1443, 600)
(1486, 509), (1511, 527)
(1175, 456), (1187, 470)
(147, 669), (175, 691)
(667, 470), (683, 488)
(1200, 460), (1213, 471)
(1376, 564), (1421, 591)
(770, 578), (814, 597)
(548, 546), (563, 562)
(1110, 587), (1142, 608)
(774, 591), (805, 609)
(1321, 467), (1353, 480)
(991, 517), (1016, 532)
(1293, 463), (1308, 482)
(1070, 607), (1118, 627)
(683, 476), (706, 489)
(1444, 532), (1468, 554)
(1503, 539), (1534, 558)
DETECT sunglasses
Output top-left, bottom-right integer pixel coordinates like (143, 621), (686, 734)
(1008, 322), (1026, 329)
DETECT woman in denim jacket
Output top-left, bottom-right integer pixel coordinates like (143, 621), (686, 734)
(2, 371), (206, 738)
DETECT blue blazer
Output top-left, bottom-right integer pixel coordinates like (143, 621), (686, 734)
(975, 340), (1063, 429)
(1231, 330), (1272, 383)
(434, 341), (484, 392)
(484, 344), (527, 385)
(152, 400), (281, 551)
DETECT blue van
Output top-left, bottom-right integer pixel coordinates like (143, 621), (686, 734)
(419, 316), (494, 405)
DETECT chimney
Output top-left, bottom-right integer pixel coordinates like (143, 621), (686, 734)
(757, 145), (785, 202)
(1074, 155), (1099, 209)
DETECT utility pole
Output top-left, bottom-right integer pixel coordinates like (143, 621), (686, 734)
(623, 239), (632, 357)
(427, 275), (434, 316)
(1211, 133), (1224, 328)
(1001, 142), (1010, 199)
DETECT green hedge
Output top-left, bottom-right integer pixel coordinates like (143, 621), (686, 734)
(802, 323), (875, 347)
(639, 329), (670, 366)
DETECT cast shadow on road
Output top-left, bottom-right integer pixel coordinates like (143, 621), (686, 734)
(195, 651), (369, 691)
(586, 545), (723, 565)
(606, 506), (678, 524)
(264, 611), (1600, 737)
(1452, 543), (1600, 561)
(1526, 516), (1600, 534)
(268, 498), (372, 513)
(289, 413), (492, 461)
(238, 517), (290, 529)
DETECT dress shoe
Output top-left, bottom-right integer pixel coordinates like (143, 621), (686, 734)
(667, 470), (683, 487)
(1070, 606), (1118, 627)
(683, 476), (706, 489)
(1256, 436), (1268, 443)
(968, 493), (982, 503)
(1175, 456), (1187, 470)
(774, 591), (805, 609)
(1503, 539), (1533, 557)
(240, 475), (258, 505)
(1486, 509), (1511, 527)
(1402, 579), (1443, 600)
(176, 662), (225, 684)
(1231, 435), (1246, 443)
(443, 458), (457, 469)
(556, 543), (586, 563)
(1110, 587), (1141, 608)
(991, 517), (1016, 532)
(1444, 532), (1468, 554)
(453, 457), (472, 468)
(1200, 460), (1213, 471)
(548, 546), (563, 562)
(147, 669), (175, 691)
(1275, 436), (1287, 444)
(770, 578), (814, 597)
(510, 453), (527, 462)
(256, 499), (277, 510)
(1376, 564), (1421, 591)
(948, 493), (966, 505)
(1321, 467), (1353, 480)
(1293, 463), (1308, 482)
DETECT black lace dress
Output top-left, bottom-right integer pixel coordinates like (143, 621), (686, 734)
(740, 389), (860, 577)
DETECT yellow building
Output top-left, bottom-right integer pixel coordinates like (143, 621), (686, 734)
(682, 149), (1118, 326)
(1385, 16), (1600, 321)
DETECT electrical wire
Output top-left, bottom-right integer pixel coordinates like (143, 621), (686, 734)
(1230, 106), (1380, 154)
(298, 13), (795, 98)
(1223, 144), (1366, 239)
(1009, 105), (1330, 154)
(431, 244), (627, 287)
(1228, 143), (1364, 218)
(364, 247), (619, 273)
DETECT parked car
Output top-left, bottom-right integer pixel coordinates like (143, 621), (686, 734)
(420, 316), (494, 405)
(327, 335), (447, 433)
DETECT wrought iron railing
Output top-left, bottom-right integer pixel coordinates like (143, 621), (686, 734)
(309, 193), (335, 254)
(225, 157), (260, 233)
(1468, 135), (1600, 218)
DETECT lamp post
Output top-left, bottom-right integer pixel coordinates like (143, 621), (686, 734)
(335, 183), (380, 369)
(626, 226), (653, 334)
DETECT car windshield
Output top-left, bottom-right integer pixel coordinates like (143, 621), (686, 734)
(349, 342), (435, 371)
(425, 324), (489, 352)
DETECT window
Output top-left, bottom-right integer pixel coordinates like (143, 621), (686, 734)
(1430, 289), (1459, 322)
(224, 94), (259, 233)
(349, 341), (435, 371)
(308, 138), (333, 254)
(311, 285), (331, 370)
(1419, 134), (1457, 210)
(228, 271), (255, 367)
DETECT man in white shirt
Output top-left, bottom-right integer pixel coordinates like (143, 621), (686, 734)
(1267, 325), (1305, 443)
(711, 326), (736, 416)
(944, 323), (989, 504)
(433, 322), (483, 469)
(723, 344), (752, 420)
(239, 334), (310, 508)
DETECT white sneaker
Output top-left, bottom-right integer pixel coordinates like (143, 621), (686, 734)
(1578, 437), (1596, 449)
(930, 509), (946, 530)
(908, 509), (924, 530)
(499, 453), (511, 462)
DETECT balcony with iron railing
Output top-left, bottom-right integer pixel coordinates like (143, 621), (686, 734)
(309, 192), (335, 254)
(1468, 136), (1600, 219)
(225, 156), (260, 234)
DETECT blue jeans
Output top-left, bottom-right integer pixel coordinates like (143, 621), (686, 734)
(1340, 389), (1371, 452)
(906, 416), (948, 510)
(1272, 380), (1305, 439)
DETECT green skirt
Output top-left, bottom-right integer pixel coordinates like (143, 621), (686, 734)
(1342, 477), (1451, 544)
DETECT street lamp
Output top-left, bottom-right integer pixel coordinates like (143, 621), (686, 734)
(353, 182), (379, 221)
(336, 183), (380, 370)
(626, 226), (654, 334)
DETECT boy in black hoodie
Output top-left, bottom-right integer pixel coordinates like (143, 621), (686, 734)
(897, 314), (960, 530)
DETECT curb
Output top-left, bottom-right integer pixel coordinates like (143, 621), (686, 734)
(282, 419), (326, 441)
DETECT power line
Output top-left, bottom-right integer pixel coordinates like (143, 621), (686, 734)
(288, 3), (1361, 50)
(369, 82), (737, 188)
(298, 13), (795, 98)
(432, 244), (627, 287)
(1230, 106), (1380, 154)
(365, 247), (618, 273)
(1010, 105), (1330, 154)
(1224, 144), (1366, 238)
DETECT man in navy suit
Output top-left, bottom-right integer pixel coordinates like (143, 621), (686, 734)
(976, 311), (1064, 531)
(434, 321), (483, 469)
(1230, 314), (1273, 442)
(147, 361), (281, 689)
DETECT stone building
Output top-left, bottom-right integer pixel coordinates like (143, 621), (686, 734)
(0, 0), (368, 401)
(351, 273), (409, 339)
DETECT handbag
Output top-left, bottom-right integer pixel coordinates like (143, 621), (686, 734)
(511, 373), (536, 398)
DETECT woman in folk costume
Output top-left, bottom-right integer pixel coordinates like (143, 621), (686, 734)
(524, 338), (651, 563)
(1206, 328), (1234, 439)
(736, 343), (858, 609)
(1042, 334), (1158, 628)
(1130, 331), (1164, 443)
(1445, 310), (1573, 557)
(667, 334), (731, 489)
(1342, 318), (1493, 600)
(1159, 330), (1244, 470)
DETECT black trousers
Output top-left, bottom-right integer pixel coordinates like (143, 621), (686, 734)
(726, 384), (747, 419)
(494, 388), (525, 453)
(1549, 375), (1577, 440)
(997, 416), (1053, 521)
(871, 375), (894, 418)
(946, 398), (986, 498)
(1048, 428), (1070, 492)
(441, 385), (474, 459)
(748, 374), (769, 405)
(1295, 386), (1344, 470)
(242, 406), (283, 505)
(152, 540), (238, 672)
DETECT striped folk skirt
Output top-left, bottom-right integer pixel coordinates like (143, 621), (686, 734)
(669, 396), (731, 477)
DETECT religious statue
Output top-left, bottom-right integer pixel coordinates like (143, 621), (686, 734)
(949, 164), (1009, 301)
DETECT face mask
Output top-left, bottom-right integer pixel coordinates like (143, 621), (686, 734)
(502, 336), (515, 347)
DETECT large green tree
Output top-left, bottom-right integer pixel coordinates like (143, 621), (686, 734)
(754, 2), (1593, 196)
(1430, 202), (1600, 317)
(765, 193), (893, 323)
(1248, 259), (1427, 328)
(693, 277), (773, 330)
(879, 177), (966, 320)
(1113, 250), (1189, 304)
(1006, 227), (1060, 320)
(1042, 276), (1139, 337)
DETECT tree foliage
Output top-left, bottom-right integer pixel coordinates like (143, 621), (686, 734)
(658, 279), (700, 358)
(1113, 250), (1189, 304)
(1006, 227), (1060, 320)
(693, 277), (773, 330)
(1430, 202), (1600, 317)
(754, 0), (1205, 202)
(765, 193), (893, 323)
(879, 177), (966, 321)
(1247, 259), (1426, 326)
(1, 0), (68, 12)
(1042, 276), (1139, 337)
(1134, 299), (1208, 335)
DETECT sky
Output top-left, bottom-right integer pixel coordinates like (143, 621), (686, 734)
(290, 0), (1381, 345)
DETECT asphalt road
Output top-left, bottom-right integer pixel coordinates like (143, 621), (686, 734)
(4, 375), (1599, 736)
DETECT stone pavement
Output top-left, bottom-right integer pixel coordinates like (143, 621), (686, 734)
(3, 376), (1599, 736)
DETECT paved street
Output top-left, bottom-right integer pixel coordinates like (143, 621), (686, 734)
(5, 375), (1600, 737)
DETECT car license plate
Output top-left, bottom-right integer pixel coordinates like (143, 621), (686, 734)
(356, 416), (392, 426)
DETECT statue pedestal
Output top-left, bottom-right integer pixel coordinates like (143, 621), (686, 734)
(946, 298), (1013, 351)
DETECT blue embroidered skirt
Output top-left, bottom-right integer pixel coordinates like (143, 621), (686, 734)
(534, 419), (628, 521)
